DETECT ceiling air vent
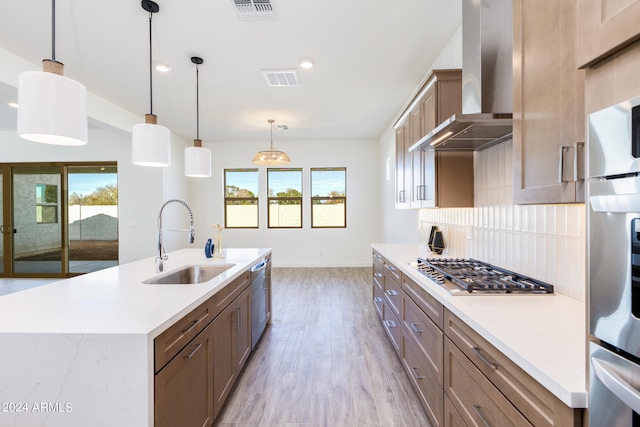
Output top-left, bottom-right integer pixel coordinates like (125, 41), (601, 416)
(262, 70), (299, 87)
(232, 0), (277, 21)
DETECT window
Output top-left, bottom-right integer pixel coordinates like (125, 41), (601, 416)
(268, 168), (302, 228)
(224, 169), (259, 228)
(36, 183), (58, 224)
(311, 167), (346, 228)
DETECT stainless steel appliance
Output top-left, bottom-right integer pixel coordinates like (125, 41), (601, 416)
(588, 95), (640, 425)
(411, 258), (554, 295)
(250, 257), (269, 350)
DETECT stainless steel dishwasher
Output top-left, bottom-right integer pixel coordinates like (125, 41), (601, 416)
(250, 257), (270, 349)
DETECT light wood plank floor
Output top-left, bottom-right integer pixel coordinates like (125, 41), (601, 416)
(215, 267), (432, 427)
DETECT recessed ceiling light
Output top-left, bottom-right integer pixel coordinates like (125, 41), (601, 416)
(155, 64), (171, 73)
(299, 58), (314, 69)
(8, 102), (18, 108)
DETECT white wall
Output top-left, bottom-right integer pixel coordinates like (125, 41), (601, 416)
(190, 138), (380, 267)
(0, 129), (190, 264)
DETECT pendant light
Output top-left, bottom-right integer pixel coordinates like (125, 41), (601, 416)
(132, 0), (171, 167)
(184, 57), (212, 177)
(252, 119), (291, 165)
(17, 0), (88, 146)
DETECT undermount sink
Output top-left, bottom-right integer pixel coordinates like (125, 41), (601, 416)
(143, 264), (235, 285)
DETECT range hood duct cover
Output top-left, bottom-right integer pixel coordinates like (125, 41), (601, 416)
(411, 0), (513, 152)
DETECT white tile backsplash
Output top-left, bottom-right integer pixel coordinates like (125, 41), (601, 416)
(419, 140), (586, 300)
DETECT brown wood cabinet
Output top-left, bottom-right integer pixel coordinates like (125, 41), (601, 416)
(213, 286), (252, 417)
(394, 69), (473, 209)
(577, 0), (640, 68)
(155, 320), (215, 427)
(444, 310), (582, 427)
(512, 0), (586, 204)
(154, 268), (258, 426)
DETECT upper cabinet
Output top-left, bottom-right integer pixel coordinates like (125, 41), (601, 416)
(512, 0), (586, 204)
(394, 69), (474, 209)
(577, 0), (640, 68)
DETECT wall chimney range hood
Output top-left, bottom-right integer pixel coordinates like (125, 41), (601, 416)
(410, 0), (513, 152)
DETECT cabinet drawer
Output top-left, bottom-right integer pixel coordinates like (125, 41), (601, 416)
(403, 335), (444, 427)
(444, 337), (532, 427)
(444, 394), (467, 427)
(155, 298), (216, 373)
(382, 300), (403, 357)
(383, 259), (401, 284)
(210, 271), (251, 318)
(373, 284), (384, 320)
(373, 261), (384, 293)
(382, 269), (402, 318)
(444, 310), (580, 427)
(402, 273), (444, 330)
(403, 293), (444, 386)
(372, 250), (384, 267)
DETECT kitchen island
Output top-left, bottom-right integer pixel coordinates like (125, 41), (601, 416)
(372, 243), (587, 421)
(0, 248), (271, 427)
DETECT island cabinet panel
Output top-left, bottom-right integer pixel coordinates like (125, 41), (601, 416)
(512, 0), (585, 204)
(444, 310), (582, 427)
(577, 0), (640, 68)
(403, 334), (444, 426)
(213, 286), (252, 417)
(155, 321), (214, 427)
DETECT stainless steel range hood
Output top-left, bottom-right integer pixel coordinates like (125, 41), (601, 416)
(410, 0), (513, 152)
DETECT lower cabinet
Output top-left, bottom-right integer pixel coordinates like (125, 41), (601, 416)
(371, 251), (583, 427)
(155, 321), (215, 427)
(154, 269), (259, 426)
(213, 286), (252, 417)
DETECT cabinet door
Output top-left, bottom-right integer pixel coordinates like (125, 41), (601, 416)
(212, 301), (237, 417)
(395, 123), (409, 207)
(577, 0), (640, 68)
(513, 0), (585, 204)
(155, 321), (214, 427)
(234, 287), (252, 374)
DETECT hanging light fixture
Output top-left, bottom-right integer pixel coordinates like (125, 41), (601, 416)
(184, 57), (212, 177)
(252, 119), (291, 165)
(132, 0), (171, 167)
(17, 0), (87, 146)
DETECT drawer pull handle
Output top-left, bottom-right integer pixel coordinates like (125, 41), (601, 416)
(411, 367), (426, 380)
(384, 320), (397, 328)
(374, 272), (383, 278)
(374, 254), (382, 259)
(472, 346), (499, 370)
(373, 297), (383, 302)
(472, 404), (492, 427)
(386, 290), (399, 296)
(385, 265), (396, 272)
(181, 319), (200, 335)
(410, 323), (424, 333)
(184, 343), (203, 359)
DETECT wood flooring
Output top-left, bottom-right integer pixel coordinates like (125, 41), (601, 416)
(215, 267), (432, 427)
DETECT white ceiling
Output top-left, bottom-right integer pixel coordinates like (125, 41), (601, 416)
(0, 0), (461, 142)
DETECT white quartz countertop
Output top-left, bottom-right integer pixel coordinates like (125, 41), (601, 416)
(0, 248), (271, 338)
(372, 243), (587, 409)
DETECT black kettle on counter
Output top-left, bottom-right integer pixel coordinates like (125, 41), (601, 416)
(428, 225), (445, 254)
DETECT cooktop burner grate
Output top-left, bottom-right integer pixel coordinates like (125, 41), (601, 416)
(415, 257), (554, 295)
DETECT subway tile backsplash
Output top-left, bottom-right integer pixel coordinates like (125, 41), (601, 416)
(419, 140), (586, 301)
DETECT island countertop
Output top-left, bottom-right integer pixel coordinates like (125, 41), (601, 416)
(372, 243), (587, 409)
(0, 248), (271, 427)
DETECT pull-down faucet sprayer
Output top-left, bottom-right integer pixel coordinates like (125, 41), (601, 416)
(156, 199), (195, 272)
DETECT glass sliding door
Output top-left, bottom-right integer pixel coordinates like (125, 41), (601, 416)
(12, 165), (64, 274)
(67, 165), (118, 273)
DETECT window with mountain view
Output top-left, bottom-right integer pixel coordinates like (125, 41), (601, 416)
(267, 168), (302, 228)
(224, 169), (259, 228)
(311, 167), (346, 228)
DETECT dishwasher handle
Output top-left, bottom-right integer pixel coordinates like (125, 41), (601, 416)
(251, 260), (267, 273)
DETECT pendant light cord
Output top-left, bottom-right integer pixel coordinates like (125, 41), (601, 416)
(148, 10), (153, 115)
(196, 63), (200, 140)
(51, 0), (56, 61)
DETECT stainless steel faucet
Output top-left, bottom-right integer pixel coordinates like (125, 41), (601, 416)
(156, 199), (195, 272)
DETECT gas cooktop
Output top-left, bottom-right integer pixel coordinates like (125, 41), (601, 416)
(411, 257), (554, 295)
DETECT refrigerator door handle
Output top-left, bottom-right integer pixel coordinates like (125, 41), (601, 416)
(592, 356), (640, 414)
